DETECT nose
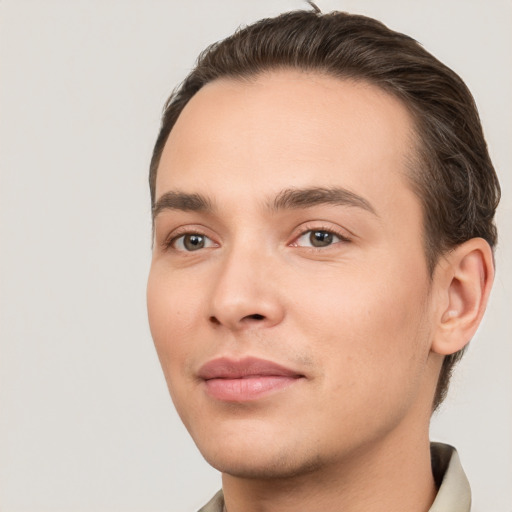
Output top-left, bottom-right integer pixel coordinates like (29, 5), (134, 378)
(207, 246), (285, 331)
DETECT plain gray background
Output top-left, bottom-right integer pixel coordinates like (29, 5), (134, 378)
(0, 1), (510, 511)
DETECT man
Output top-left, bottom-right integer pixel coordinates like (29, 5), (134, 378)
(147, 5), (500, 512)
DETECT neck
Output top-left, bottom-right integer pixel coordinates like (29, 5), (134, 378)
(221, 420), (436, 512)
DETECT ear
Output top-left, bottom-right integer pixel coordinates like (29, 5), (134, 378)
(431, 238), (495, 356)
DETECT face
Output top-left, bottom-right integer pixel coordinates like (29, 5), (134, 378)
(147, 71), (439, 479)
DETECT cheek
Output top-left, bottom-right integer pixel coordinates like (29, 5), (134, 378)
(147, 266), (203, 374)
(293, 258), (432, 397)
(147, 267), (210, 427)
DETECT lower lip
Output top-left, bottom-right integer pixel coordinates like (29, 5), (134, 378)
(204, 376), (300, 402)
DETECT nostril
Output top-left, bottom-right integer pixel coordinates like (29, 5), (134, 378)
(246, 314), (265, 321)
(209, 316), (221, 325)
(208, 313), (266, 327)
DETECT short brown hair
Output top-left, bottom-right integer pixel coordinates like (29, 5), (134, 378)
(149, 8), (500, 410)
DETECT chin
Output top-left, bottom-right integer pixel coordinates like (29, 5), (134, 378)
(196, 434), (326, 480)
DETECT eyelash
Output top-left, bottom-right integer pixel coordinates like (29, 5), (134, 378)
(292, 224), (351, 248)
(161, 225), (351, 252)
(162, 227), (211, 250)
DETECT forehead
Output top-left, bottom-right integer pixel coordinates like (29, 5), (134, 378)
(156, 70), (419, 217)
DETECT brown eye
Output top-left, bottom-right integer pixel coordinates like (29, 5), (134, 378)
(310, 231), (334, 247)
(173, 233), (215, 252)
(183, 234), (205, 251)
(294, 229), (348, 249)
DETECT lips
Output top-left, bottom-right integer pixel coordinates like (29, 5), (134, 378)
(198, 357), (304, 401)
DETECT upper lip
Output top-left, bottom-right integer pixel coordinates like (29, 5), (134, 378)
(198, 356), (303, 380)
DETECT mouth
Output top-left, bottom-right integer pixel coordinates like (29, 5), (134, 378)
(198, 356), (305, 402)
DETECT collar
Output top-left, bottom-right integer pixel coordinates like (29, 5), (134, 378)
(429, 442), (471, 511)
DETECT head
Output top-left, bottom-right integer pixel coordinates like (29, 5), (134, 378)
(149, 8), (499, 410)
(147, 8), (498, 478)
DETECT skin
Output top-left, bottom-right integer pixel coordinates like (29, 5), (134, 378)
(147, 71), (494, 512)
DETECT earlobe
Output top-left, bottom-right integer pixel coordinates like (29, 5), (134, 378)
(431, 238), (494, 356)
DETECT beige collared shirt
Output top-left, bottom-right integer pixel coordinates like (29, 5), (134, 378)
(198, 443), (471, 512)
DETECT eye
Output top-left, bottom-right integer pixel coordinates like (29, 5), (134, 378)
(172, 233), (216, 252)
(294, 229), (347, 248)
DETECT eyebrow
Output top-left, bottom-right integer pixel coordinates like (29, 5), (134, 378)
(152, 186), (377, 220)
(270, 187), (378, 215)
(152, 191), (214, 219)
